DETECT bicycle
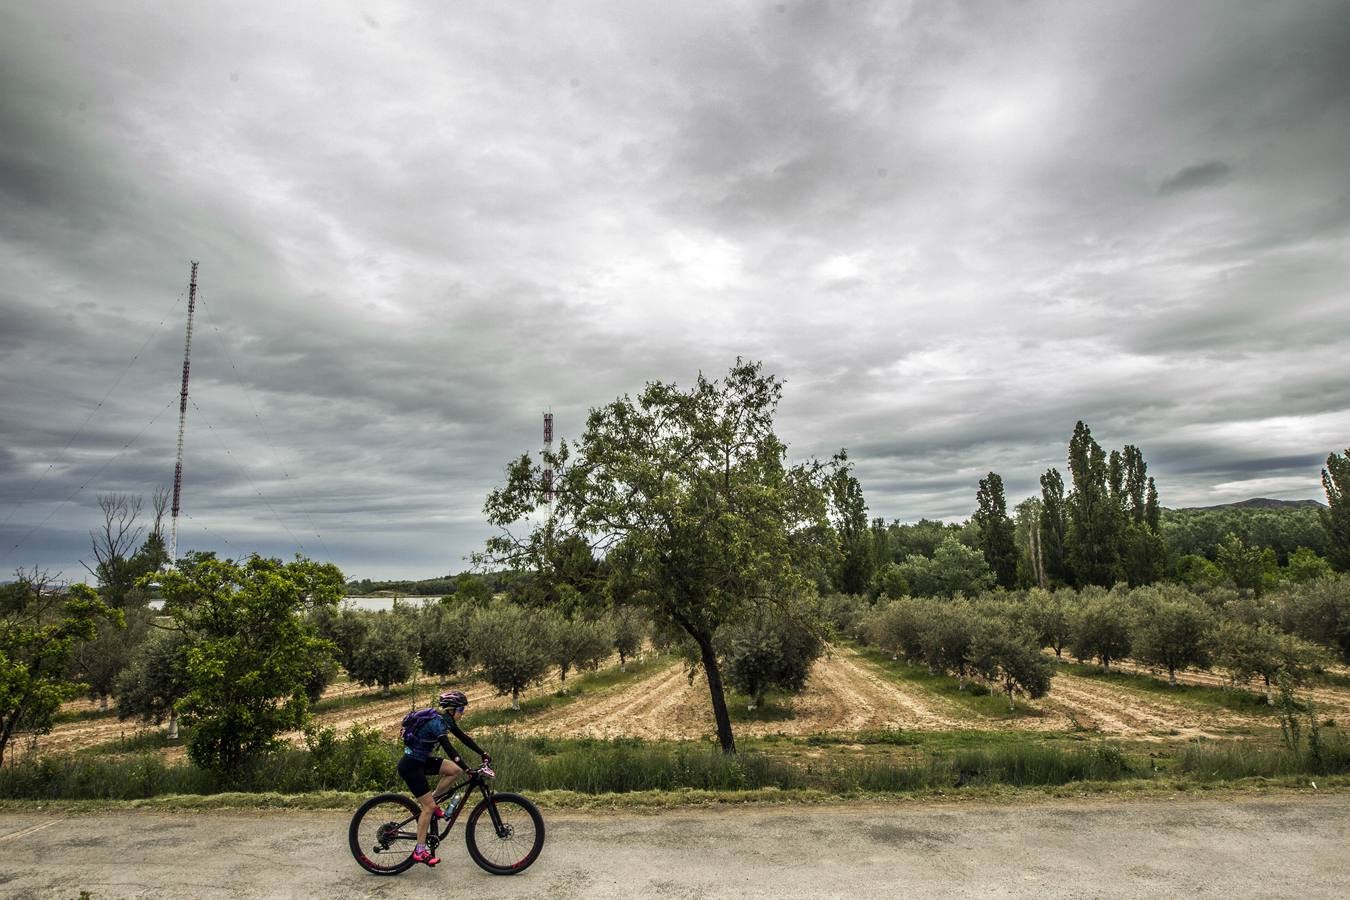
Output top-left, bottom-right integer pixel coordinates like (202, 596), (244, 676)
(348, 764), (545, 876)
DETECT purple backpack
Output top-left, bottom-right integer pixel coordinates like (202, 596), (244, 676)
(400, 708), (441, 747)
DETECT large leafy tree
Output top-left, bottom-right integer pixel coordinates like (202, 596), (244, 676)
(1115, 446), (1165, 586)
(973, 472), (1017, 589)
(0, 571), (119, 763)
(482, 360), (836, 753)
(159, 553), (342, 781)
(1322, 448), (1350, 572)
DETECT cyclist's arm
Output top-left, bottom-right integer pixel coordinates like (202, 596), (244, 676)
(437, 734), (467, 770)
(447, 718), (487, 758)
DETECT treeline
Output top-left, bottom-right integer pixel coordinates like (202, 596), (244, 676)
(850, 429), (1350, 603)
(343, 571), (514, 598)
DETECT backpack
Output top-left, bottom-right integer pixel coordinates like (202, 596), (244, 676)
(400, 708), (441, 747)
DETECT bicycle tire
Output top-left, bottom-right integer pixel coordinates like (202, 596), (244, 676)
(349, 792), (422, 875)
(463, 792), (545, 875)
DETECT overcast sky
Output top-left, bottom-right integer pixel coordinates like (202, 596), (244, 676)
(3, 1), (1348, 582)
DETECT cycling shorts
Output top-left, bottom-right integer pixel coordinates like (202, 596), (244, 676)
(398, 754), (447, 798)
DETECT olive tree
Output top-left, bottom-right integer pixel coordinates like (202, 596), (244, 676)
(970, 619), (1054, 710)
(720, 598), (825, 709)
(347, 611), (415, 695)
(611, 605), (648, 670)
(469, 599), (552, 710)
(1130, 586), (1213, 686)
(482, 360), (838, 753)
(1069, 588), (1132, 672)
(116, 629), (191, 737)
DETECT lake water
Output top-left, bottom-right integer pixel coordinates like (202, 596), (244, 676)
(147, 596), (443, 612)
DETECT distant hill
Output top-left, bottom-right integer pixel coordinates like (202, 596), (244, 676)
(1178, 497), (1325, 512)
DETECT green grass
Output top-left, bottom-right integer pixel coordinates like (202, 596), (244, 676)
(8, 726), (1350, 803)
(727, 692), (795, 723)
(1321, 671), (1350, 690)
(1181, 731), (1350, 780)
(310, 679), (423, 714)
(82, 727), (191, 757)
(1055, 661), (1283, 716)
(52, 705), (119, 725)
(854, 645), (1050, 720)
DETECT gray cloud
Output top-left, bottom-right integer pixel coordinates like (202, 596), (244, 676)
(1158, 161), (1231, 195)
(3, 1), (1348, 579)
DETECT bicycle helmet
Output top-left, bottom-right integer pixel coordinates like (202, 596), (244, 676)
(438, 689), (468, 712)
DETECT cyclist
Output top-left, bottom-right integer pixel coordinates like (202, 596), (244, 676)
(398, 689), (490, 866)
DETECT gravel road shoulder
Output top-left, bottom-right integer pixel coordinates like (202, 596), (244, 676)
(2, 793), (1346, 899)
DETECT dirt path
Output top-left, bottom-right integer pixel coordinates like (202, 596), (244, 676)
(510, 661), (700, 740)
(1040, 670), (1262, 739)
(787, 647), (971, 734)
(2, 796), (1347, 898)
(1110, 658), (1350, 721)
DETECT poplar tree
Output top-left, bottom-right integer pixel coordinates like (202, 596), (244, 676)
(829, 460), (874, 595)
(1065, 422), (1121, 587)
(974, 472), (1018, 589)
(1038, 468), (1071, 586)
(1322, 448), (1350, 572)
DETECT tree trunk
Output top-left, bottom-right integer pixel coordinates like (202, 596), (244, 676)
(512, 687), (520, 711)
(1168, 667), (1177, 687)
(696, 633), (736, 754)
(167, 707), (179, 741)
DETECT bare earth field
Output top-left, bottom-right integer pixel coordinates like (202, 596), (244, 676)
(501, 645), (1278, 742)
(21, 644), (1346, 758)
(1, 795), (1347, 898)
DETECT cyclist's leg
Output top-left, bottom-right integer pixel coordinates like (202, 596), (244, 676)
(432, 756), (464, 802)
(397, 755), (437, 847)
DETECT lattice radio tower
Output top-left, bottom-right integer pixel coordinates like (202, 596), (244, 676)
(542, 411), (554, 518)
(169, 261), (199, 564)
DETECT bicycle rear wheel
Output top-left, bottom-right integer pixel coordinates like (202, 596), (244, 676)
(349, 793), (421, 875)
(464, 792), (545, 875)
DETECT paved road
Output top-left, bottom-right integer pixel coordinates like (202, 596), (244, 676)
(2, 794), (1347, 898)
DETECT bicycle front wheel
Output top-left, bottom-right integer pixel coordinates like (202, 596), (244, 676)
(349, 793), (421, 875)
(464, 792), (545, 875)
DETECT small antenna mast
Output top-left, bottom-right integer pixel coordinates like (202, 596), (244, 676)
(169, 260), (199, 564)
(542, 411), (554, 516)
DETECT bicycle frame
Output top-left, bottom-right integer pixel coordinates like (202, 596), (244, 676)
(390, 768), (505, 848)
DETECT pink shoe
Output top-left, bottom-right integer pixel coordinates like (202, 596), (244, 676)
(433, 805), (445, 819)
(412, 847), (440, 867)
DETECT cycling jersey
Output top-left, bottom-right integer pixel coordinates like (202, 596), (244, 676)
(404, 712), (485, 768)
